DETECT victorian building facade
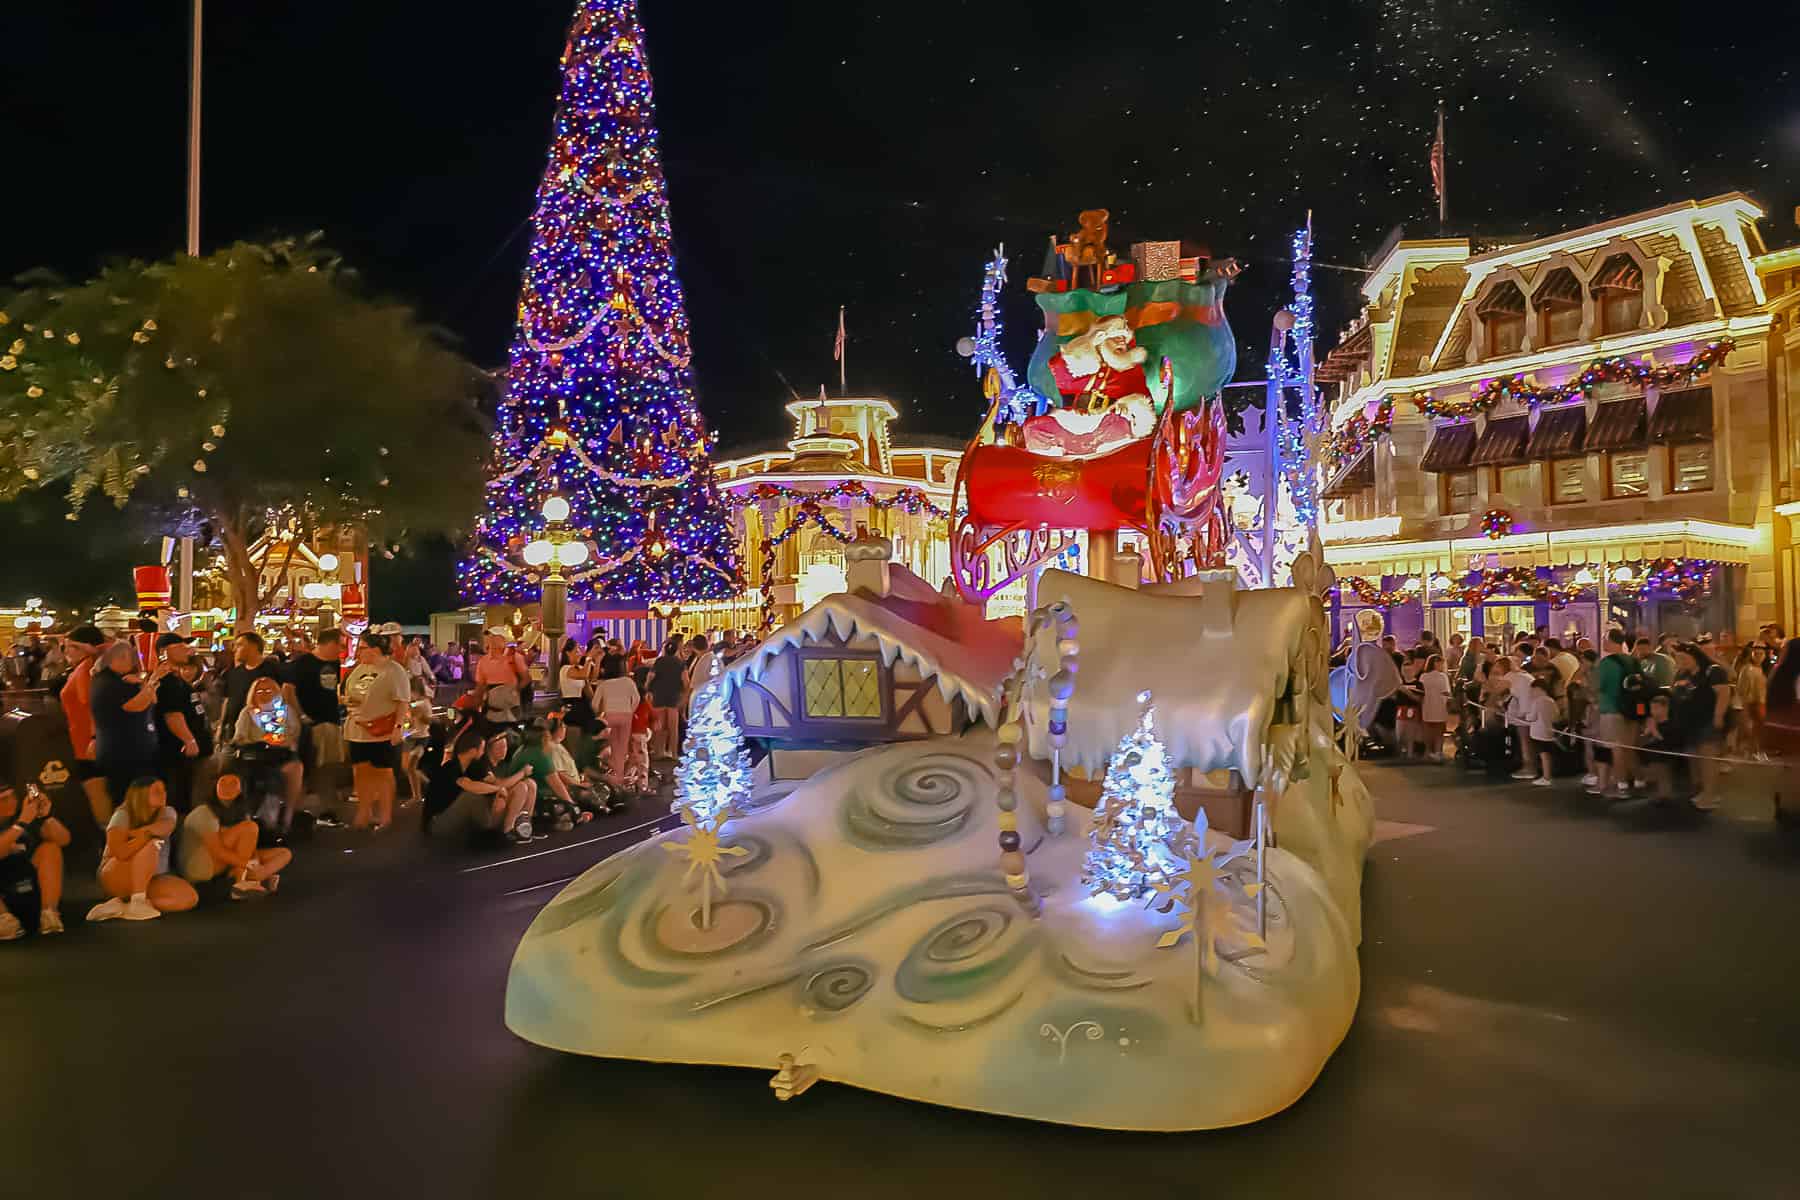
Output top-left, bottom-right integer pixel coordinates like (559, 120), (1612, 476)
(1316, 193), (1788, 645)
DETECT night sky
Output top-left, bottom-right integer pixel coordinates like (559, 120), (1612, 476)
(5, 1), (1797, 614)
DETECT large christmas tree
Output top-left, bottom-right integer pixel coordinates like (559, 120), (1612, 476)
(465, 0), (740, 604)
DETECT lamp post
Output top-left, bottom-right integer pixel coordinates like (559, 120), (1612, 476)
(524, 494), (589, 652)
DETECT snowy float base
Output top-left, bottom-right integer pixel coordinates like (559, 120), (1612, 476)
(506, 733), (1371, 1131)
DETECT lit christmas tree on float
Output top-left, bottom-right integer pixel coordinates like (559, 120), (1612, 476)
(464, 0), (739, 603)
(673, 655), (751, 831)
(1082, 690), (1186, 902)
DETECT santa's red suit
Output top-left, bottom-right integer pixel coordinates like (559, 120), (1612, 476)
(1047, 354), (1149, 410)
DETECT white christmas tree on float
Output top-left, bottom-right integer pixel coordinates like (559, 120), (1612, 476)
(672, 654), (750, 831)
(1082, 690), (1185, 902)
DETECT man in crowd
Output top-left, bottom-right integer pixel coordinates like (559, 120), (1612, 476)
(1545, 637), (1580, 686)
(287, 629), (346, 815)
(1636, 635), (1677, 689)
(1590, 629), (1643, 798)
(57, 625), (112, 827)
(153, 633), (209, 812)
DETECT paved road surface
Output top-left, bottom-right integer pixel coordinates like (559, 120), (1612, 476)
(6, 762), (1799, 1199)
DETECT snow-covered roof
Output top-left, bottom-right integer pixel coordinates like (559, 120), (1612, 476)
(725, 564), (1022, 724)
(1025, 570), (1313, 785)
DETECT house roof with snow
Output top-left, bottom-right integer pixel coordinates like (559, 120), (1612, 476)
(725, 563), (1023, 724)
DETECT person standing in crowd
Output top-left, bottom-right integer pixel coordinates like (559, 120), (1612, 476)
(1637, 635), (1676, 688)
(219, 632), (299, 820)
(1731, 644), (1770, 761)
(1544, 637), (1579, 686)
(152, 633), (208, 813)
(1504, 650), (1540, 777)
(1671, 642), (1733, 811)
(90, 642), (165, 815)
(474, 630), (531, 728)
(1444, 632), (1466, 677)
(343, 633), (411, 833)
(0, 784), (69, 938)
(593, 654), (641, 792)
(58, 625), (113, 827)
(180, 772), (291, 901)
(1590, 629), (1643, 798)
(647, 636), (686, 760)
(683, 634), (716, 714)
(1516, 675), (1561, 787)
(556, 639), (593, 730)
(287, 628), (346, 817)
(1416, 653), (1452, 763)
(87, 777), (195, 923)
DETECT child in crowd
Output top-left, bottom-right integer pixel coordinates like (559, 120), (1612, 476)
(1515, 675), (1561, 787)
(1416, 653), (1452, 764)
(1637, 691), (1689, 802)
(181, 772), (292, 901)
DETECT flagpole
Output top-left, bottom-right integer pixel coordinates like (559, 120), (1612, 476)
(1436, 107), (1447, 233)
(178, 0), (203, 630)
(838, 306), (847, 396)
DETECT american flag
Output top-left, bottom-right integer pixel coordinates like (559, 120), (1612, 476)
(1429, 108), (1446, 222)
(832, 306), (846, 362)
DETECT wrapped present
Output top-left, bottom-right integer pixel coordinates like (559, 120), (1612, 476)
(1131, 241), (1182, 282)
(1100, 262), (1137, 287)
(1178, 256), (1204, 282)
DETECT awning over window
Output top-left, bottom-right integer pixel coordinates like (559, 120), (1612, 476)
(1649, 386), (1713, 444)
(1419, 423), (1477, 472)
(1526, 406), (1586, 459)
(1321, 448), (1374, 499)
(1593, 255), (1643, 290)
(1585, 398), (1647, 451)
(1467, 415), (1529, 466)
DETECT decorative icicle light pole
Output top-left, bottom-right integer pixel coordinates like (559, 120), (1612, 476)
(1259, 214), (1321, 587)
(992, 597), (1080, 915)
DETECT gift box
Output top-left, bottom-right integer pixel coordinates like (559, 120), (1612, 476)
(1131, 241), (1181, 281)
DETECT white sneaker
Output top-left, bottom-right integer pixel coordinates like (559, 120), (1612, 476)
(0, 908), (23, 941)
(122, 896), (162, 922)
(38, 908), (64, 935)
(1691, 793), (1721, 812)
(1532, 777), (1553, 788)
(1510, 769), (1538, 780)
(1582, 774), (1599, 788)
(86, 897), (128, 923)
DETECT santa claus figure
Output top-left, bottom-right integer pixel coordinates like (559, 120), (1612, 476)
(1023, 316), (1159, 459)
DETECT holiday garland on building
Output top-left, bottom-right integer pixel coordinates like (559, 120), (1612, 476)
(1333, 558), (1721, 611)
(1322, 397), (1393, 476)
(727, 480), (949, 519)
(1405, 338), (1734, 422)
(463, 0), (740, 604)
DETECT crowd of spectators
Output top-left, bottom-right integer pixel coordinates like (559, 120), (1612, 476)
(2, 616), (759, 940)
(1352, 621), (1800, 817)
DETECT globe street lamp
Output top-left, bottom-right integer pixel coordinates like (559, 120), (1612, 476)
(525, 494), (589, 651)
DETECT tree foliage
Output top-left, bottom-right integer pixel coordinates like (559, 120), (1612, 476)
(0, 236), (488, 625)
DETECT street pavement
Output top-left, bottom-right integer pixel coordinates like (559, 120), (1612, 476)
(5, 759), (1799, 1199)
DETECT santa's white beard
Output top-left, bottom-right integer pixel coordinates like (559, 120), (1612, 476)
(1097, 342), (1148, 373)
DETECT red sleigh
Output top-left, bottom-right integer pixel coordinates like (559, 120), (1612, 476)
(949, 395), (1229, 603)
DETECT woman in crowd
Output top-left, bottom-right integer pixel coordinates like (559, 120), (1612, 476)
(1671, 642), (1733, 811)
(90, 642), (167, 818)
(1763, 639), (1800, 825)
(556, 639), (593, 731)
(593, 653), (641, 792)
(1514, 675), (1561, 787)
(88, 777), (196, 922)
(343, 632), (412, 833)
(426, 728), (535, 845)
(646, 637), (686, 760)
(0, 784), (69, 938)
(230, 675), (301, 831)
(1730, 644), (1770, 761)
(180, 772), (292, 900)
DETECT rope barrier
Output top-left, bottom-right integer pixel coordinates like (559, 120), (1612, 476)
(1439, 696), (1800, 769)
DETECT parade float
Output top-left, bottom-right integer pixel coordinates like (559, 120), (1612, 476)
(507, 205), (1376, 1131)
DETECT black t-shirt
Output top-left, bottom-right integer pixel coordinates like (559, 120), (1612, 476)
(222, 659), (285, 731)
(90, 669), (157, 765)
(154, 675), (213, 759)
(1674, 663), (1731, 733)
(286, 653), (342, 724)
(426, 753), (490, 824)
(648, 653), (685, 707)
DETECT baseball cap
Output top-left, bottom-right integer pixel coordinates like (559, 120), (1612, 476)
(66, 625), (105, 648)
(155, 632), (192, 649)
(377, 621), (404, 636)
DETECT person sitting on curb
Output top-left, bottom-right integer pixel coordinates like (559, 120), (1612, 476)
(508, 721), (590, 832)
(426, 729), (536, 846)
(546, 713), (619, 816)
(88, 777), (197, 923)
(0, 784), (70, 938)
(181, 772), (292, 901)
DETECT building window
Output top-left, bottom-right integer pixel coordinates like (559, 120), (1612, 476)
(1495, 464), (1534, 508)
(802, 656), (883, 720)
(1533, 268), (1583, 346)
(1669, 442), (1714, 493)
(1550, 458), (1586, 503)
(1608, 451), (1649, 498)
(1442, 470), (1477, 514)
(1593, 254), (1645, 335)
(1478, 281), (1526, 358)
